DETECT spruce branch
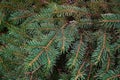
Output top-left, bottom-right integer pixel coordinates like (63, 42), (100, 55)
(75, 61), (85, 80)
(107, 74), (120, 80)
(96, 32), (106, 64)
(71, 35), (83, 67)
(28, 32), (57, 66)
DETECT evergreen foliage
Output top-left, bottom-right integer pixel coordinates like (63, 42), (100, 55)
(0, 0), (120, 80)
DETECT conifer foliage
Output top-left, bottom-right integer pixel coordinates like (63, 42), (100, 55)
(0, 0), (120, 80)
